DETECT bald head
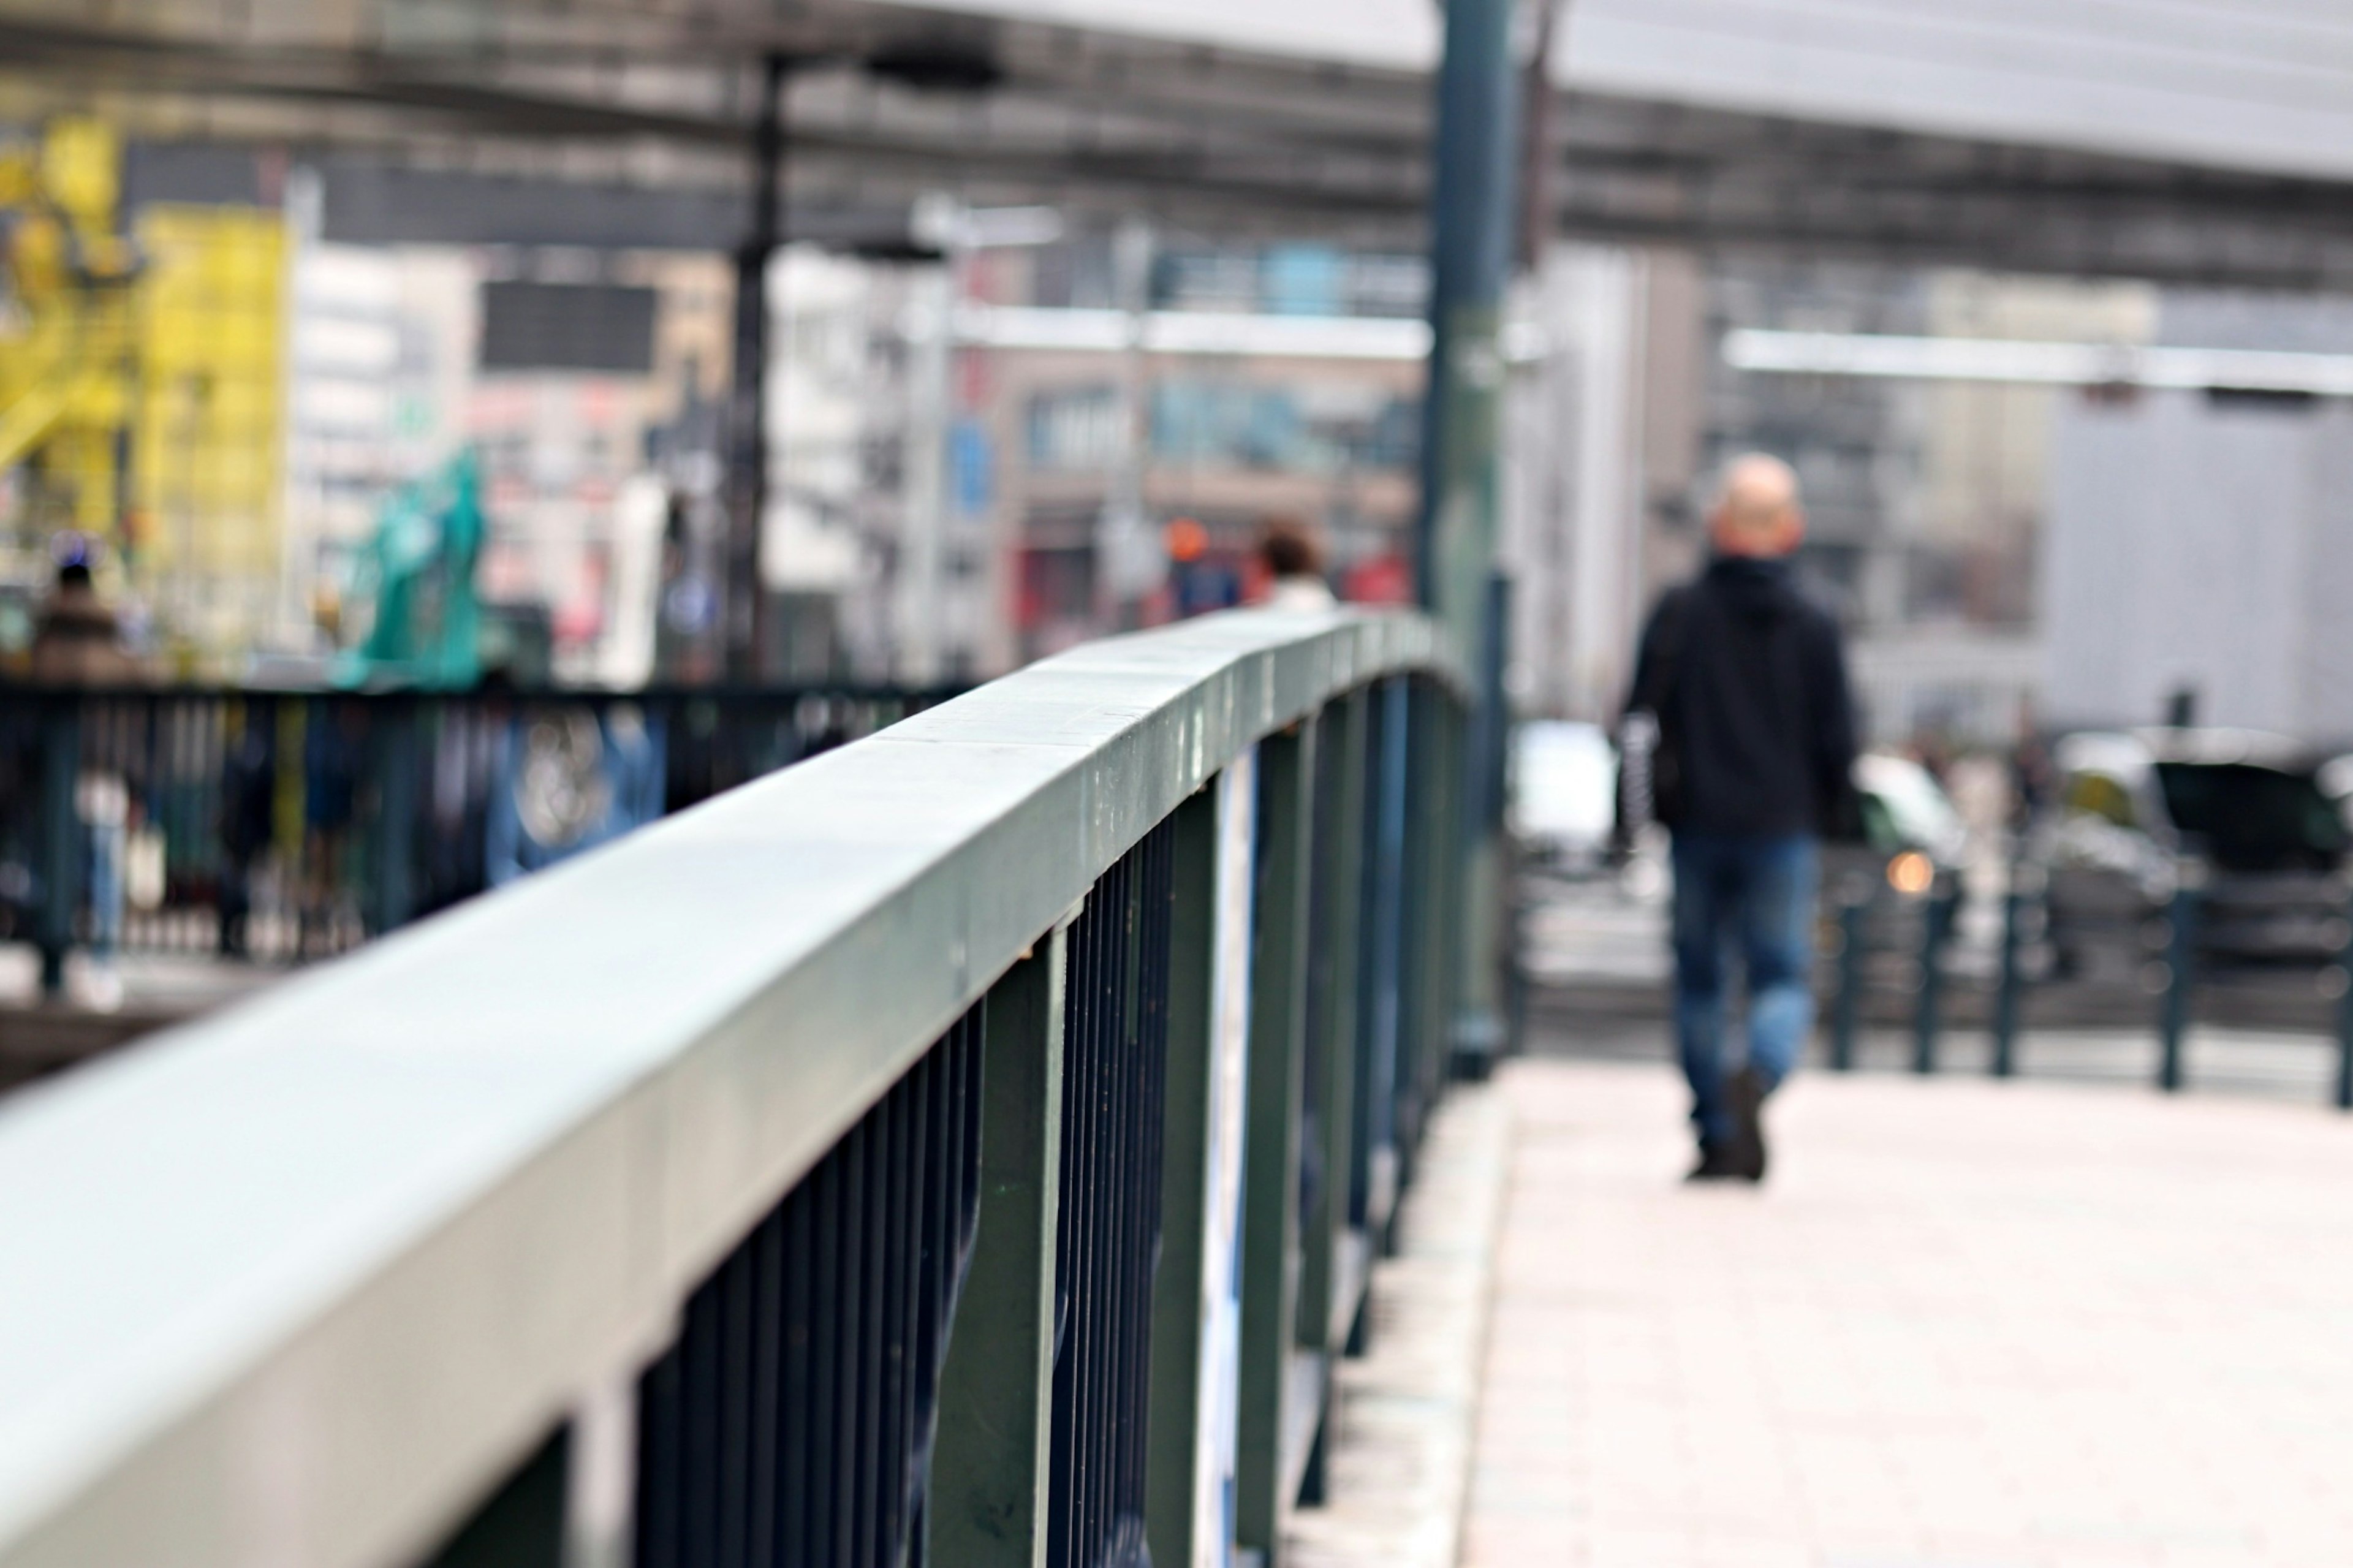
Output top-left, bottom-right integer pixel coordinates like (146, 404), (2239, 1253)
(1709, 453), (1805, 559)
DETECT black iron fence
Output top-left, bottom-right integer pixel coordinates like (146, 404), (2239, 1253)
(0, 683), (957, 984)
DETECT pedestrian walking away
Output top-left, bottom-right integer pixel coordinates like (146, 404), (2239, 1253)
(1621, 454), (1857, 1182)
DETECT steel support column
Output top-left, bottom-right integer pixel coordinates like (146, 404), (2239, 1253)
(1419, 0), (1519, 1075)
(724, 54), (787, 684)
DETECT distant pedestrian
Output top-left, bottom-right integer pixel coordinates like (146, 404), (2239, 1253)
(31, 555), (145, 1006)
(1256, 517), (1336, 612)
(30, 559), (142, 685)
(1623, 455), (1857, 1182)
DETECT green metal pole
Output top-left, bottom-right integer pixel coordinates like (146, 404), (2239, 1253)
(931, 931), (1067, 1567)
(1237, 716), (1318, 1565)
(1419, 0), (1520, 1089)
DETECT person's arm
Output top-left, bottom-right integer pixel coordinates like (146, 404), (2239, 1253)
(1621, 590), (1678, 722)
(1614, 591), (1679, 844)
(1809, 617), (1861, 828)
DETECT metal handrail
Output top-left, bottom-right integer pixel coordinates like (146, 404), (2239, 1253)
(0, 607), (1458, 1568)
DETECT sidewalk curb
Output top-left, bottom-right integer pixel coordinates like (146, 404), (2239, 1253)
(1286, 1081), (1515, 1568)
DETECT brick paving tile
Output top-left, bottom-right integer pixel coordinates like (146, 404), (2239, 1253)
(1464, 1059), (2353, 1568)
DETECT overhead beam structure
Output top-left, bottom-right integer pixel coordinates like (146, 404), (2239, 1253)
(12, 1), (2353, 289)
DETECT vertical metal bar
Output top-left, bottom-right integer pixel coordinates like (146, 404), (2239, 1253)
(725, 53), (788, 682)
(678, 1282), (722, 1568)
(746, 1208), (782, 1568)
(832, 1124), (868, 1566)
(876, 1061), (919, 1558)
(1146, 778), (1243, 1568)
(933, 934), (1067, 1566)
(1992, 872), (2026, 1080)
(714, 1237), (754, 1568)
(634, 1344), (681, 1568)
(370, 697), (417, 935)
(1362, 681), (1408, 1236)
(781, 1157), (814, 1566)
(37, 697), (79, 997)
(1390, 687), (1431, 1180)
(1913, 882), (1955, 1075)
(2159, 871), (2199, 1094)
(1300, 689), (1367, 1361)
(1831, 895), (1864, 1074)
(809, 1157), (843, 1567)
(1237, 714), (1317, 1564)
(854, 1105), (892, 1566)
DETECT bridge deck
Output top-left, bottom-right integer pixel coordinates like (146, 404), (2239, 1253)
(1466, 1058), (2353, 1567)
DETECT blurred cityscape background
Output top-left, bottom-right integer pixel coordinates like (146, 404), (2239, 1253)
(10, 0), (2353, 1039)
(14, 0), (2353, 734)
(26, 9), (2353, 1568)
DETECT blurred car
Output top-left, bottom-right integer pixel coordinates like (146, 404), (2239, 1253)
(2031, 728), (2350, 973)
(1825, 751), (1969, 904)
(1510, 720), (1616, 873)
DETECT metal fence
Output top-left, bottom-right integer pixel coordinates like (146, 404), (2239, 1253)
(1822, 858), (2353, 1105)
(0, 684), (953, 982)
(0, 607), (1468, 1568)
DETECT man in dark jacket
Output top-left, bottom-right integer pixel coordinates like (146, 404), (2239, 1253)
(1625, 454), (1856, 1181)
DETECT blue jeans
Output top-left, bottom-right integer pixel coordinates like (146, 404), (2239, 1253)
(1672, 833), (1819, 1148)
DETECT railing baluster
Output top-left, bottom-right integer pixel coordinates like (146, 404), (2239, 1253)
(1297, 684), (1368, 1502)
(1145, 774), (1244, 1568)
(933, 934), (1067, 1566)
(1237, 713), (1317, 1564)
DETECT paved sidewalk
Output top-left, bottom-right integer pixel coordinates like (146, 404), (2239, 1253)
(1466, 1059), (2353, 1567)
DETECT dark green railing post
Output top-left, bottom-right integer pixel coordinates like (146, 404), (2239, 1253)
(931, 930), (1067, 1567)
(1913, 880), (1957, 1075)
(1296, 688), (1368, 1505)
(2159, 866), (2200, 1093)
(1237, 716), (1317, 1565)
(37, 699), (80, 999)
(1830, 891), (1865, 1072)
(1992, 868), (2029, 1079)
(1146, 784), (1226, 1568)
(1356, 678), (1409, 1247)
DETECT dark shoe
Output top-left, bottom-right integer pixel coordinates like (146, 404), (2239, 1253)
(1684, 1143), (1743, 1182)
(1726, 1067), (1768, 1182)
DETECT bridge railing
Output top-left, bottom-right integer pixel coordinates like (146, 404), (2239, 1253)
(0, 607), (1467, 1568)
